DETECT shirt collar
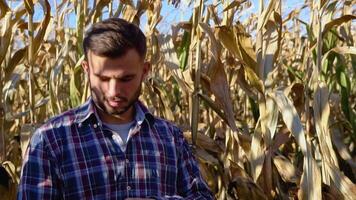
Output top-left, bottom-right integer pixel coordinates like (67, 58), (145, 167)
(74, 97), (155, 126)
(74, 98), (96, 124)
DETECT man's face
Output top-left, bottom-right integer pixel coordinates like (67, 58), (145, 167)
(82, 49), (149, 124)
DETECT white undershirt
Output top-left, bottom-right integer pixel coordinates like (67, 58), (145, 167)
(103, 121), (135, 152)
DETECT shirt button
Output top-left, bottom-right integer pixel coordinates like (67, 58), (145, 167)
(125, 159), (129, 163)
(93, 124), (97, 128)
(127, 185), (131, 190)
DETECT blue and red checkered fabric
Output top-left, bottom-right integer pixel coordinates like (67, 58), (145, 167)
(18, 98), (213, 199)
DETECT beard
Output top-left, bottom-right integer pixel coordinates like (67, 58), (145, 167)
(90, 84), (142, 118)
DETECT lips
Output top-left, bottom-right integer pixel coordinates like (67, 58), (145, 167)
(107, 97), (126, 108)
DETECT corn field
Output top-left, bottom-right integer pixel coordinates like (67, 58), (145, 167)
(0, 0), (356, 199)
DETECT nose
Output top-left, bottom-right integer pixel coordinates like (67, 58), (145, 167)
(107, 79), (121, 97)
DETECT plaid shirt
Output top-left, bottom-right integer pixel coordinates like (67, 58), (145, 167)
(18, 98), (213, 199)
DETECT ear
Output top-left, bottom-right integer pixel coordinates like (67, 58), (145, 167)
(142, 62), (151, 80)
(82, 60), (89, 75)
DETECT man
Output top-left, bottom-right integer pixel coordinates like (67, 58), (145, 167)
(17, 18), (213, 199)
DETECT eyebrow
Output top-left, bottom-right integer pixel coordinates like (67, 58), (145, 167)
(94, 73), (136, 79)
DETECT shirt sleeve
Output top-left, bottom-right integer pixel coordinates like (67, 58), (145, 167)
(17, 128), (61, 200)
(172, 126), (214, 200)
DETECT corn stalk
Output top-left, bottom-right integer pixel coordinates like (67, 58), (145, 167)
(0, 0), (355, 199)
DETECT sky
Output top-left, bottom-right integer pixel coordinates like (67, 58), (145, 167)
(8, 0), (314, 33)
(155, 0), (311, 32)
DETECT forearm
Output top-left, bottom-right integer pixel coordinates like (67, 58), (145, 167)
(17, 132), (60, 199)
(174, 128), (213, 199)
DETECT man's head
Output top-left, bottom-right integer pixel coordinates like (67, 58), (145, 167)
(83, 18), (147, 59)
(82, 18), (150, 124)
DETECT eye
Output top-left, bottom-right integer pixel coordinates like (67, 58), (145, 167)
(99, 76), (110, 82)
(120, 76), (134, 82)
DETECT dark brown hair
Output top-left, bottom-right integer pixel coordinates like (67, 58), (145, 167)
(83, 18), (146, 59)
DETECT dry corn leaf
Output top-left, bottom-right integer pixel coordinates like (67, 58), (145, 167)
(122, 3), (138, 23)
(183, 131), (223, 154)
(313, 83), (339, 166)
(250, 119), (265, 182)
(322, 15), (356, 36)
(236, 68), (258, 100)
(258, 95), (278, 146)
(198, 22), (220, 61)
(256, 0), (278, 31)
(24, 0), (34, 15)
(209, 59), (238, 132)
(151, 79), (174, 121)
(269, 91), (308, 154)
(229, 159), (267, 199)
(200, 22), (238, 132)
(6, 97), (49, 121)
(20, 124), (36, 159)
(259, 148), (273, 197)
(229, 159), (249, 178)
(89, 0), (112, 23)
(298, 157), (322, 200)
(4, 48), (27, 82)
(331, 127), (356, 170)
(31, 0), (50, 57)
(208, 5), (220, 25)
(216, 25), (263, 93)
(230, 177), (267, 200)
(233, 22), (258, 75)
(221, 0), (247, 13)
(269, 90), (322, 199)
(0, 0), (355, 198)
(3, 64), (26, 112)
(69, 67), (81, 108)
(256, 0), (281, 81)
(49, 54), (67, 115)
(273, 154), (299, 183)
(2, 161), (18, 184)
(0, 0), (10, 18)
(270, 127), (290, 152)
(322, 46), (356, 66)
(0, 12), (15, 66)
(216, 26), (239, 60)
(326, 162), (356, 199)
(198, 161), (217, 191)
(146, 0), (162, 31)
(196, 148), (219, 165)
(157, 34), (191, 96)
(198, 92), (229, 125)
(148, 33), (160, 65)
